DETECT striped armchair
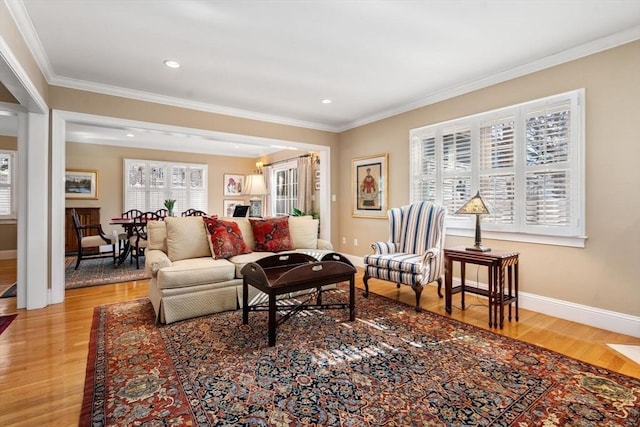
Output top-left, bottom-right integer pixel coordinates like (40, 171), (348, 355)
(363, 201), (447, 312)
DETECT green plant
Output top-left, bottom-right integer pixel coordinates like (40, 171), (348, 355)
(164, 199), (176, 211)
(291, 208), (319, 220)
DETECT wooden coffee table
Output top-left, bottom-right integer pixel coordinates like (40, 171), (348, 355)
(241, 252), (356, 346)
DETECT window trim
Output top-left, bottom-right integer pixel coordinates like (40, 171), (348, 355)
(270, 159), (298, 216)
(0, 150), (17, 222)
(409, 89), (586, 247)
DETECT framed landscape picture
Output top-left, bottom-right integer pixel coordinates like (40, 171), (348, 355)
(65, 169), (98, 199)
(223, 173), (244, 196)
(352, 153), (388, 218)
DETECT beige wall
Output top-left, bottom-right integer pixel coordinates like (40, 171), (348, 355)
(337, 41), (640, 316)
(49, 87), (341, 244)
(66, 142), (259, 227)
(0, 136), (17, 251)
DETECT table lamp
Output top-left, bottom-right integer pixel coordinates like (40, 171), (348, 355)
(244, 174), (268, 217)
(455, 191), (491, 252)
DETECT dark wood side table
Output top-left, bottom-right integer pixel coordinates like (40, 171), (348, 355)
(444, 246), (519, 329)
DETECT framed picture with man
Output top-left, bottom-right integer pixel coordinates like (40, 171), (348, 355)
(351, 153), (388, 218)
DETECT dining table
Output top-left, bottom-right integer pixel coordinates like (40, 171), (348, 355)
(109, 217), (140, 266)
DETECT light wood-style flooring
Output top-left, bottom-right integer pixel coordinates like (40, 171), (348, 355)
(0, 258), (638, 426)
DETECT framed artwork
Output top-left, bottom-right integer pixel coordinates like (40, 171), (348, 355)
(352, 153), (388, 218)
(223, 199), (244, 217)
(223, 173), (244, 196)
(65, 169), (98, 199)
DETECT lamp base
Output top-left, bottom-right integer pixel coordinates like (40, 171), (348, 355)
(466, 245), (491, 252)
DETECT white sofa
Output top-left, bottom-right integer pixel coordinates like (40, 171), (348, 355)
(145, 215), (334, 324)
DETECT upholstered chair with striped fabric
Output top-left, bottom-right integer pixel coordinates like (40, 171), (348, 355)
(363, 201), (447, 312)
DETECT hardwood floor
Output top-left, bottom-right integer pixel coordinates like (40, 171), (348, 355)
(0, 258), (638, 426)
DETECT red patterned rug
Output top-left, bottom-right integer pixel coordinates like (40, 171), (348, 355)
(0, 313), (17, 335)
(81, 288), (640, 426)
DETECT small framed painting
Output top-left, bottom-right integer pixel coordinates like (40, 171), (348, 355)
(223, 174), (244, 196)
(223, 199), (244, 217)
(65, 169), (98, 199)
(352, 153), (388, 218)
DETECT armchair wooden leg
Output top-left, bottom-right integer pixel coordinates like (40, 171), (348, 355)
(412, 283), (423, 312)
(396, 283), (401, 288)
(437, 277), (443, 298)
(362, 270), (370, 297)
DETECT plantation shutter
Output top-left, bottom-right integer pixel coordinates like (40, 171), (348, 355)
(479, 115), (516, 226)
(410, 131), (437, 203)
(441, 125), (472, 214)
(124, 159), (207, 214)
(0, 151), (15, 219)
(188, 167), (207, 214)
(409, 89), (584, 244)
(524, 100), (572, 230)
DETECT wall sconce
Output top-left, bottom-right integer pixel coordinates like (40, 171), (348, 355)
(255, 161), (264, 173)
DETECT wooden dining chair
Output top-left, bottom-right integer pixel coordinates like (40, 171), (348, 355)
(130, 211), (163, 269)
(70, 208), (117, 270)
(181, 208), (207, 217)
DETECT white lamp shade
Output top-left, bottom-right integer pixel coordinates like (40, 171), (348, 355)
(244, 174), (268, 196)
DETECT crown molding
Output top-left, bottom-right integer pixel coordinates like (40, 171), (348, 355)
(7, 0), (639, 134)
(337, 25), (640, 132)
(48, 75), (338, 132)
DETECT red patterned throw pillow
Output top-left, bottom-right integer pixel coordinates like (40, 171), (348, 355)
(249, 216), (294, 252)
(203, 217), (250, 259)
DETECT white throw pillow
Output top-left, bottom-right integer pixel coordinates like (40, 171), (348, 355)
(165, 216), (211, 261)
(288, 216), (318, 249)
(147, 220), (168, 252)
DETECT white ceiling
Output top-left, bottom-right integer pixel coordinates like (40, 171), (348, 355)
(6, 0), (640, 155)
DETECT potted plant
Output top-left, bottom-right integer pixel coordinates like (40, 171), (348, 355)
(164, 199), (176, 217)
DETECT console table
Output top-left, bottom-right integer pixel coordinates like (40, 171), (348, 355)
(444, 247), (519, 329)
(241, 252), (356, 346)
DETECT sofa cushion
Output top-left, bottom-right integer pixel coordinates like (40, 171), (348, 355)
(165, 216), (210, 262)
(147, 220), (167, 252)
(156, 257), (236, 289)
(288, 216), (319, 249)
(228, 251), (276, 278)
(249, 216), (294, 252)
(222, 217), (255, 250)
(203, 217), (251, 259)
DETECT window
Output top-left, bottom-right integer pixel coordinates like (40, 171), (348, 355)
(0, 150), (17, 220)
(410, 89), (584, 246)
(271, 160), (298, 216)
(124, 159), (207, 215)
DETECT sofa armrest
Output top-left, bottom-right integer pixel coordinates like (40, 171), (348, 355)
(145, 249), (172, 278)
(317, 238), (333, 250)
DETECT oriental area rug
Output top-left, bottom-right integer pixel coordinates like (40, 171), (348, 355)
(81, 288), (640, 426)
(0, 313), (17, 335)
(65, 256), (149, 289)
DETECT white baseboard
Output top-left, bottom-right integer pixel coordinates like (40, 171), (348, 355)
(0, 250), (17, 260)
(344, 252), (640, 338)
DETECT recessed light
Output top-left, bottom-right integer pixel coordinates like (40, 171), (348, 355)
(321, 99), (332, 104)
(126, 133), (135, 138)
(163, 59), (181, 69)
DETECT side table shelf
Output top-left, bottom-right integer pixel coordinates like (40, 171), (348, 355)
(444, 247), (519, 329)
